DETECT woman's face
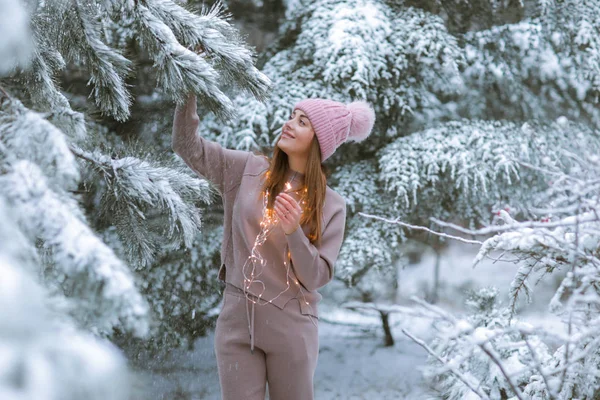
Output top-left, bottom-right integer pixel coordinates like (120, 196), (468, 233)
(276, 109), (315, 156)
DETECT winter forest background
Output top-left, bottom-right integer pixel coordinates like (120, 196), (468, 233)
(2, 0), (600, 398)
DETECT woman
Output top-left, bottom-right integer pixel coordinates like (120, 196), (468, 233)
(171, 51), (375, 400)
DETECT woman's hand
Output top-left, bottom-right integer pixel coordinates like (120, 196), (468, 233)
(275, 192), (303, 235)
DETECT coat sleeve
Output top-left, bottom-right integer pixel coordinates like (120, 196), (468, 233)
(284, 198), (347, 291)
(171, 93), (251, 196)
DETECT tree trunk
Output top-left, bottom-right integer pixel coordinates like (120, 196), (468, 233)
(380, 311), (394, 347)
(431, 247), (440, 304)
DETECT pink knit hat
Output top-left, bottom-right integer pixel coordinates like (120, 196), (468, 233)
(293, 98), (375, 162)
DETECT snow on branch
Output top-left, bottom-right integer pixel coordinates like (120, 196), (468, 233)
(378, 119), (600, 228)
(358, 211), (483, 245)
(142, 0), (272, 101)
(0, 160), (149, 337)
(117, 0), (236, 120)
(536, 0), (600, 99)
(71, 143), (212, 267)
(34, 0), (133, 121)
(0, 95), (80, 190)
(300, 0), (393, 100)
(325, 160), (401, 285)
(1, 50), (88, 139)
(3, 0), (269, 125)
(405, 288), (543, 400)
(332, 159), (380, 214)
(0, 197), (131, 400)
(460, 16), (600, 127)
(379, 121), (530, 209)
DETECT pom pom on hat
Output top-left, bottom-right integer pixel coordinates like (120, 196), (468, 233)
(346, 101), (375, 142)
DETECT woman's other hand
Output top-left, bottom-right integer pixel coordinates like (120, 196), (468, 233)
(275, 192), (303, 235)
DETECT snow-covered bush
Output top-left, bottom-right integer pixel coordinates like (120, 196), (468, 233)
(422, 287), (550, 400)
(398, 142), (600, 399)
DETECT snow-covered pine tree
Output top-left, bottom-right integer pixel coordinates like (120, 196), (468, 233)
(0, 0), (270, 356)
(450, 9), (600, 128)
(420, 286), (550, 400)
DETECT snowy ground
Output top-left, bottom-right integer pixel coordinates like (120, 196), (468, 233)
(130, 305), (433, 399)
(130, 241), (567, 399)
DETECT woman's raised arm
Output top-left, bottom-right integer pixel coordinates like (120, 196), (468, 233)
(172, 93), (250, 196)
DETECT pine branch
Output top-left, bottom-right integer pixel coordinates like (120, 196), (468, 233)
(0, 160), (150, 336)
(0, 94), (80, 190)
(69, 143), (211, 267)
(145, 0), (272, 101)
(120, 0), (238, 121)
(5, 48), (87, 139)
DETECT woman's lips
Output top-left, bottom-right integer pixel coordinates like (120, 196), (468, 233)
(282, 131), (295, 139)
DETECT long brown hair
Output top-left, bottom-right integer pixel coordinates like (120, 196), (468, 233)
(258, 136), (328, 245)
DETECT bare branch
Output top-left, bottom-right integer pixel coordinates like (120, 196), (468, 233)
(477, 341), (525, 400)
(523, 336), (557, 400)
(401, 328), (491, 400)
(358, 212), (483, 245)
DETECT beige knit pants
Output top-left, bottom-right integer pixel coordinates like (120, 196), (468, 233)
(214, 284), (319, 400)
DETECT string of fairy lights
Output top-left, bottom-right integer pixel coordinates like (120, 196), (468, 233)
(240, 173), (318, 327)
